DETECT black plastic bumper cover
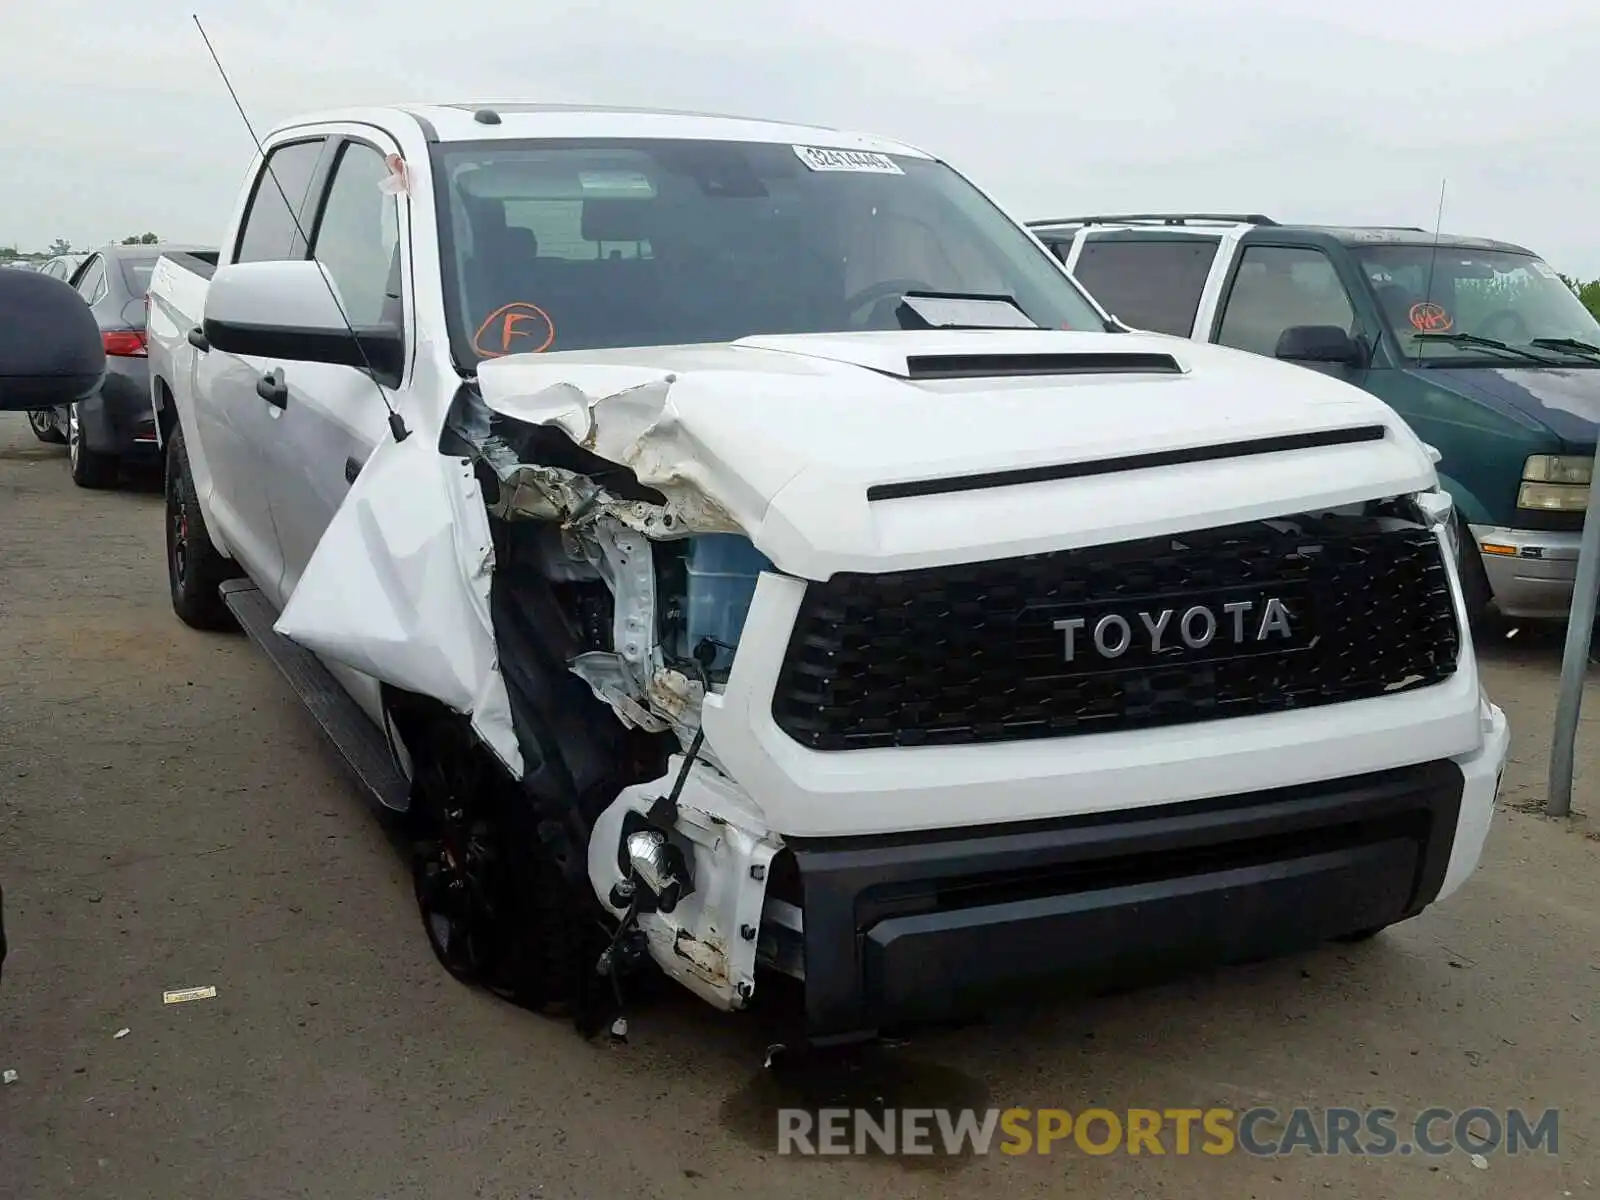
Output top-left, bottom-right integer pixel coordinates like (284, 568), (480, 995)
(785, 759), (1463, 1039)
(79, 365), (158, 458)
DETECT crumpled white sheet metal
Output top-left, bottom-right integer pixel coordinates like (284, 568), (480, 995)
(265, 350), (802, 782)
(274, 419), (523, 775)
(475, 360), (795, 542)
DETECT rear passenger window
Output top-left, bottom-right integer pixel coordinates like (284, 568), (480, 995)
(235, 139), (325, 264)
(1072, 237), (1219, 336)
(503, 200), (652, 260)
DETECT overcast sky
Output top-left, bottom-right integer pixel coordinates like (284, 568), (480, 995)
(4, 0), (1597, 274)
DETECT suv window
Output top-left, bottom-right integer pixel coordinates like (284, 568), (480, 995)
(74, 257), (106, 304)
(119, 255), (158, 296)
(235, 139), (325, 264)
(1217, 245), (1358, 357)
(308, 142), (402, 328)
(1072, 236), (1219, 336)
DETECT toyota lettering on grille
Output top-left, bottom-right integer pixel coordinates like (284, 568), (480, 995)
(1053, 597), (1295, 663)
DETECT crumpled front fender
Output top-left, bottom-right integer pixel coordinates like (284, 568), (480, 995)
(273, 425), (522, 774)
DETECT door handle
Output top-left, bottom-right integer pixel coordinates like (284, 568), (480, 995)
(186, 326), (209, 353)
(256, 368), (288, 409)
(345, 456), (362, 484)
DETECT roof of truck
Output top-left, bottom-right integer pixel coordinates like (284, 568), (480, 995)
(1025, 214), (1534, 256)
(269, 103), (936, 160)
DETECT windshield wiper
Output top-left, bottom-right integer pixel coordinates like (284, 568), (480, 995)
(1411, 332), (1564, 365)
(1530, 337), (1600, 361)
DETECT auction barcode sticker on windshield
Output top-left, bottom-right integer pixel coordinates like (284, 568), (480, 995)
(793, 145), (904, 174)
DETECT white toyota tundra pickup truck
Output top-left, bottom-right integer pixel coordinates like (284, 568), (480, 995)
(145, 102), (1508, 1047)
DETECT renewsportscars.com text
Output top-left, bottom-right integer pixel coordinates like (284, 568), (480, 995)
(777, 1106), (1560, 1158)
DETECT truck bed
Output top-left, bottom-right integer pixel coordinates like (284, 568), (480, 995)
(145, 250), (219, 463)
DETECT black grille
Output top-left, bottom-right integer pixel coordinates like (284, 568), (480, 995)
(771, 501), (1460, 751)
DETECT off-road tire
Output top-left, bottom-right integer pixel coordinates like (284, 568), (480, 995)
(407, 716), (591, 1015)
(165, 425), (241, 631)
(1454, 510), (1495, 634)
(1332, 925), (1388, 944)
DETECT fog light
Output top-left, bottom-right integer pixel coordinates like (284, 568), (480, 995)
(626, 829), (690, 913)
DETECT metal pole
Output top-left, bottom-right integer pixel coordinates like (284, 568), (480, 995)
(1546, 463), (1600, 816)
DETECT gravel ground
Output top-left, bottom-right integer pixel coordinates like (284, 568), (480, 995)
(1, 410), (1597, 1199)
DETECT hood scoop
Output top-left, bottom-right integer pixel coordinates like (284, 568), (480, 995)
(903, 350), (1182, 380)
(731, 330), (1188, 380)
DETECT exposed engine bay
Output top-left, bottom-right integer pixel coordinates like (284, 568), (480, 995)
(440, 378), (791, 1018)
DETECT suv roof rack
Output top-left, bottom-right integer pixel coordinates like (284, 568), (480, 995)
(1027, 213), (1278, 230)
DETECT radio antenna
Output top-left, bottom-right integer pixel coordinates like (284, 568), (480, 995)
(1415, 176), (1448, 369)
(191, 14), (410, 443)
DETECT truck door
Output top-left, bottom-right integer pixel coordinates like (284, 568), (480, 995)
(195, 136), (329, 603)
(253, 133), (412, 726)
(259, 134), (408, 600)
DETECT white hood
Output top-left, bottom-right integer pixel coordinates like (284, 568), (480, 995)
(477, 329), (1437, 579)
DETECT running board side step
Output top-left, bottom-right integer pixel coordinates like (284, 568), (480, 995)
(219, 579), (411, 815)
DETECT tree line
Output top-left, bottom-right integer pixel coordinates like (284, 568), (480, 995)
(0, 234), (160, 262)
(1562, 276), (1600, 322)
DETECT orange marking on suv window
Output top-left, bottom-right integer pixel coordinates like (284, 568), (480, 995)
(1408, 301), (1452, 333)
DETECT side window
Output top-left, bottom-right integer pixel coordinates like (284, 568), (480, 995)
(235, 139), (326, 264)
(1072, 236), (1220, 336)
(73, 257), (106, 304)
(1217, 245), (1358, 357)
(308, 142), (402, 328)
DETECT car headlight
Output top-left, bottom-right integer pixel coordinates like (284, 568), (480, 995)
(1519, 455), (1593, 511)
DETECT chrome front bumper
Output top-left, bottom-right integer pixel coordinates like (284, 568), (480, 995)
(1469, 524), (1582, 621)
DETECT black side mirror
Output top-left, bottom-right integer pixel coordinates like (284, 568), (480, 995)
(0, 269), (105, 410)
(1275, 324), (1365, 367)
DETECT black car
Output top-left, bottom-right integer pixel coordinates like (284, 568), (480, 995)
(27, 243), (212, 488)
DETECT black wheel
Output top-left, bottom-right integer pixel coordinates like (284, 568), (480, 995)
(408, 717), (590, 1014)
(412, 800), (498, 985)
(67, 403), (118, 489)
(27, 409), (64, 444)
(165, 425), (241, 631)
(1332, 925), (1387, 944)
(1453, 511), (1494, 633)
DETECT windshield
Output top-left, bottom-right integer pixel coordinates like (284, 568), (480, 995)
(431, 138), (1108, 365)
(1355, 244), (1600, 364)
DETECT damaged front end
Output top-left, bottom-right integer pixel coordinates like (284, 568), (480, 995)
(440, 373), (790, 1014)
